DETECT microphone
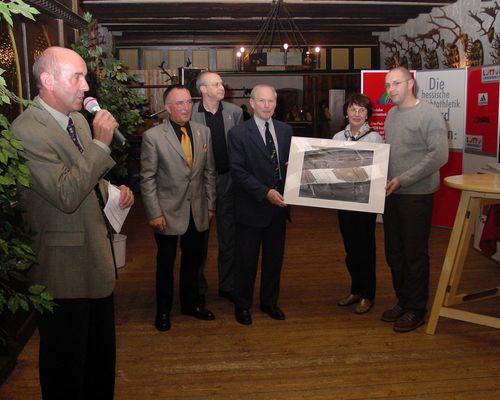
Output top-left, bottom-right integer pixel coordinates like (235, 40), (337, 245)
(83, 97), (127, 147)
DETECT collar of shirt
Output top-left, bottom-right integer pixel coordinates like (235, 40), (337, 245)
(37, 96), (70, 132)
(198, 101), (223, 115)
(36, 96), (111, 154)
(253, 116), (280, 161)
(169, 119), (192, 141)
(253, 116), (276, 142)
(344, 122), (371, 141)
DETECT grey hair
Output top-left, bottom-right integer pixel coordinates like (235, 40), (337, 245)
(196, 70), (213, 91)
(250, 84), (277, 99)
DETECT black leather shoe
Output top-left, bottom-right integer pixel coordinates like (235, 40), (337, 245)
(218, 289), (234, 302)
(181, 306), (215, 321)
(260, 305), (286, 320)
(235, 308), (252, 325)
(154, 313), (171, 331)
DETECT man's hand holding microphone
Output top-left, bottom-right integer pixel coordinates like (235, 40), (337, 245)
(83, 97), (127, 147)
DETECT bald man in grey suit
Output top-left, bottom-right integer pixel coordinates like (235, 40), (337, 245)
(191, 71), (243, 303)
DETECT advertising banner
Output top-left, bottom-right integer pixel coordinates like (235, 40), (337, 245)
(415, 69), (466, 227)
(463, 65), (500, 173)
(361, 70), (393, 140)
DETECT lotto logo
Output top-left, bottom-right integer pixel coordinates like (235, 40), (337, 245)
(481, 66), (500, 83)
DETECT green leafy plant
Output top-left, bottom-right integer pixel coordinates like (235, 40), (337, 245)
(72, 12), (147, 181)
(0, 0), (54, 346)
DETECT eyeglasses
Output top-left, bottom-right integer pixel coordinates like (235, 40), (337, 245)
(203, 81), (225, 88)
(169, 100), (193, 108)
(347, 106), (367, 115)
(384, 79), (410, 90)
(255, 98), (276, 105)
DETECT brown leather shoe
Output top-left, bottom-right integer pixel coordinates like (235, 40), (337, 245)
(393, 311), (425, 333)
(337, 294), (361, 307)
(380, 304), (405, 322)
(354, 298), (374, 314)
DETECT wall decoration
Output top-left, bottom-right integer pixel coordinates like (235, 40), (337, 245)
(428, 9), (468, 68)
(379, 0), (500, 70)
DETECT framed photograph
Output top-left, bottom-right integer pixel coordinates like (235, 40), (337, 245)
(283, 137), (390, 213)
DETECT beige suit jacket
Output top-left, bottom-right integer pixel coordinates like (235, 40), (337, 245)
(140, 119), (216, 235)
(11, 100), (116, 298)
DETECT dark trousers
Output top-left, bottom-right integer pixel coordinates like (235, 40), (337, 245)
(36, 295), (115, 400)
(233, 206), (287, 309)
(199, 172), (236, 294)
(383, 193), (434, 314)
(154, 215), (206, 315)
(338, 210), (377, 300)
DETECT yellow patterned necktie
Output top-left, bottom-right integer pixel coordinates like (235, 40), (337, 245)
(180, 126), (193, 168)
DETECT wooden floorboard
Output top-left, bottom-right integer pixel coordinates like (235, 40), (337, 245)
(1, 198), (499, 399)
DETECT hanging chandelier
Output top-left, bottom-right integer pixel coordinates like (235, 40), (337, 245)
(243, 0), (318, 71)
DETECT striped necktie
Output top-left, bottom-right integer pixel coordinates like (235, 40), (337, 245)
(67, 117), (83, 152)
(265, 121), (281, 190)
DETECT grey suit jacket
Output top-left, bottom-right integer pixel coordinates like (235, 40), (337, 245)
(191, 101), (243, 139)
(11, 99), (116, 299)
(140, 119), (216, 235)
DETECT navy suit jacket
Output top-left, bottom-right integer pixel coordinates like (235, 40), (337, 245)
(227, 117), (292, 227)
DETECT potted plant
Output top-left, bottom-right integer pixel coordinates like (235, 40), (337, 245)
(72, 13), (147, 184)
(0, 0), (54, 381)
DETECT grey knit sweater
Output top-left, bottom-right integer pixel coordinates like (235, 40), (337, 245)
(384, 100), (448, 195)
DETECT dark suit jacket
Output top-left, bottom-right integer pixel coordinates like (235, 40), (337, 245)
(11, 98), (116, 299)
(227, 118), (292, 227)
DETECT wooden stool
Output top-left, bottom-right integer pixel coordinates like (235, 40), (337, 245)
(426, 174), (500, 334)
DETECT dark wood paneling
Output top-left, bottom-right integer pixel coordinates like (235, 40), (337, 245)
(81, 1), (458, 48)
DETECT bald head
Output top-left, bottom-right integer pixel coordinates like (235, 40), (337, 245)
(34, 47), (78, 90)
(33, 46), (89, 115)
(389, 66), (412, 81)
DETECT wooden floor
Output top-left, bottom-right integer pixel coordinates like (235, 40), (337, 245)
(1, 198), (500, 399)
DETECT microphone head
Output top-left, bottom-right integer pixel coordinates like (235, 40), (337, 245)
(83, 97), (101, 114)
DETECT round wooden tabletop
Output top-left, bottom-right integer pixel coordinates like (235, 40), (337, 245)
(444, 174), (500, 194)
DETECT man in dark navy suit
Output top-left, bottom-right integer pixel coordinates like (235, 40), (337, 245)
(227, 84), (293, 325)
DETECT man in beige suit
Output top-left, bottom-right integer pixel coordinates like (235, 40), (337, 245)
(11, 46), (134, 400)
(140, 85), (216, 331)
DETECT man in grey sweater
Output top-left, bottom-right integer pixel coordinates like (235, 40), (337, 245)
(381, 67), (448, 333)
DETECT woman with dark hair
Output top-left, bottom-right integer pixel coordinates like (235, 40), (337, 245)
(332, 93), (383, 314)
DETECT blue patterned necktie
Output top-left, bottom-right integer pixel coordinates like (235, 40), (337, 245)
(265, 121), (281, 190)
(67, 117), (83, 153)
